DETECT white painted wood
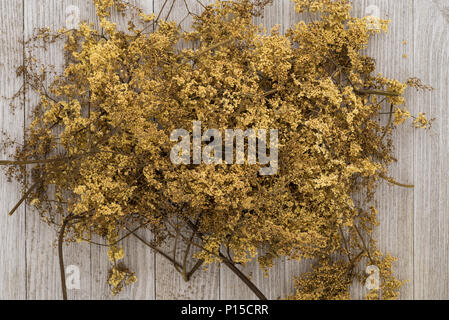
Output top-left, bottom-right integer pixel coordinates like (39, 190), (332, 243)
(23, 0), (98, 300)
(350, 0), (416, 300)
(0, 0), (27, 300)
(413, 0), (449, 300)
(0, 0), (447, 300)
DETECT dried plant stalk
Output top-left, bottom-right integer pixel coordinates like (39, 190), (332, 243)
(1, 0), (432, 300)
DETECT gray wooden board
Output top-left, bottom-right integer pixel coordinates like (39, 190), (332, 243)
(0, 0), (447, 299)
(0, 0), (26, 300)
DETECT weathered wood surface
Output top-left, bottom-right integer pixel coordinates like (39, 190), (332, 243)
(0, 0), (448, 300)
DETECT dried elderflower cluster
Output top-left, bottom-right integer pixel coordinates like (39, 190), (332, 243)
(1, 0), (431, 299)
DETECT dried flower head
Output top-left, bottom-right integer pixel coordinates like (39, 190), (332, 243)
(1, 0), (431, 299)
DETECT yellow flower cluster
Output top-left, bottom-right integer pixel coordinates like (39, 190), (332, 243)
(3, 0), (431, 299)
(108, 264), (137, 296)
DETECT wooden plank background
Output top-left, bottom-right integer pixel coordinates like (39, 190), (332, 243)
(0, 0), (448, 300)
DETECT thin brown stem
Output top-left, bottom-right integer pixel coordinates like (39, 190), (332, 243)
(192, 39), (234, 61)
(187, 259), (204, 280)
(0, 159), (66, 165)
(339, 226), (352, 263)
(172, 220), (181, 273)
(85, 223), (149, 247)
(58, 214), (84, 300)
(58, 218), (69, 300)
(218, 252), (267, 300)
(353, 224), (374, 264)
(263, 88), (279, 97)
(164, 0), (176, 21)
(381, 104), (394, 141)
(126, 227), (183, 270)
(8, 182), (39, 216)
(379, 173), (414, 188)
(182, 230), (196, 281)
(355, 89), (401, 97)
(183, 219), (267, 300)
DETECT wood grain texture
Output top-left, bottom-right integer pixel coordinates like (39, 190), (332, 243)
(351, 0), (416, 300)
(413, 0), (449, 300)
(23, 0), (97, 300)
(0, 0), (448, 300)
(0, 0), (26, 300)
